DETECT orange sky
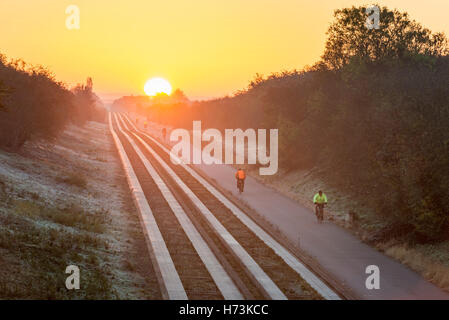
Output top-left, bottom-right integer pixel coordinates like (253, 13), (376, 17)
(1, 0), (448, 102)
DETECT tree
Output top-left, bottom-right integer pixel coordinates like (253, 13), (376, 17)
(71, 78), (98, 125)
(0, 57), (73, 148)
(321, 5), (449, 69)
(86, 77), (93, 90)
(171, 89), (189, 102)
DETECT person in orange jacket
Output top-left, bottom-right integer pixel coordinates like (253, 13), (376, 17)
(235, 168), (246, 193)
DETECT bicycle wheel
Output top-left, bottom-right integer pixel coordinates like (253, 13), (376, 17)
(316, 206), (323, 222)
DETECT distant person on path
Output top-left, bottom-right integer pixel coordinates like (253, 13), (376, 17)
(313, 190), (328, 223)
(162, 127), (167, 141)
(235, 168), (246, 193)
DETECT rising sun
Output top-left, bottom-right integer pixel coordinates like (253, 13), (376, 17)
(144, 77), (172, 96)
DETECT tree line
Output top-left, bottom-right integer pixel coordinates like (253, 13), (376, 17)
(0, 55), (105, 149)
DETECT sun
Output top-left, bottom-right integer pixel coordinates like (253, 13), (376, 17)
(144, 77), (172, 96)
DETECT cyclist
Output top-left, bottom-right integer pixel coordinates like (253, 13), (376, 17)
(313, 190), (328, 222)
(235, 168), (246, 193)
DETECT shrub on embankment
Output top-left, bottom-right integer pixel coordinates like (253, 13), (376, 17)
(121, 5), (449, 243)
(0, 54), (105, 150)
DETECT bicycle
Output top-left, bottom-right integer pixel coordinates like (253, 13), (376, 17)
(315, 203), (325, 223)
(237, 179), (244, 194)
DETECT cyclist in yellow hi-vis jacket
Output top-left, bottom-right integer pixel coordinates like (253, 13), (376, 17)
(313, 190), (328, 223)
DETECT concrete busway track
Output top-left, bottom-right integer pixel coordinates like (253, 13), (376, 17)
(111, 112), (243, 299)
(109, 113), (186, 300)
(117, 112), (341, 300)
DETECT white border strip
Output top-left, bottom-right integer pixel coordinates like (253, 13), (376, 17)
(109, 113), (187, 300)
(114, 113), (243, 300)
(122, 113), (340, 300)
(118, 114), (287, 300)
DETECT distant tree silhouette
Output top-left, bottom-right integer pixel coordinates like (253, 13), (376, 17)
(0, 55), (104, 149)
(71, 78), (105, 125)
(171, 89), (189, 102)
(320, 5), (449, 69)
(86, 77), (93, 90)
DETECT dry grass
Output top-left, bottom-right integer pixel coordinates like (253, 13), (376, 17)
(0, 198), (113, 299)
(55, 173), (88, 189)
(0, 121), (161, 299)
(13, 200), (108, 234)
(379, 242), (449, 291)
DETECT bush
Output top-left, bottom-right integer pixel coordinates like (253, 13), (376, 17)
(56, 173), (87, 189)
